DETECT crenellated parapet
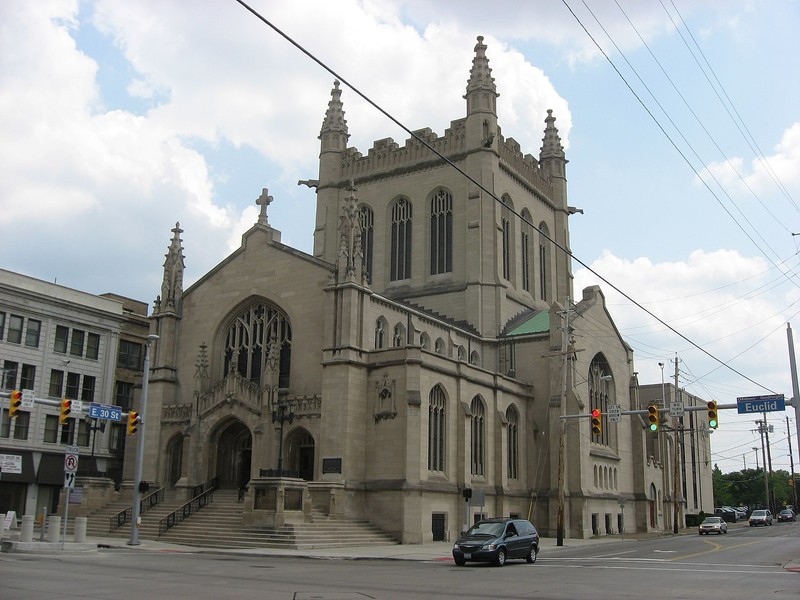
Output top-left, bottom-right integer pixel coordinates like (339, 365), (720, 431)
(339, 121), (467, 180)
(498, 135), (554, 200)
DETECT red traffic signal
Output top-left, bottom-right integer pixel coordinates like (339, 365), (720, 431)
(591, 408), (602, 436)
(59, 399), (72, 425)
(9, 390), (22, 418)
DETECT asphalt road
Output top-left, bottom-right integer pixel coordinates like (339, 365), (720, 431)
(1, 521), (798, 599)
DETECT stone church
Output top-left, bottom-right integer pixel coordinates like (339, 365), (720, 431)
(130, 36), (703, 543)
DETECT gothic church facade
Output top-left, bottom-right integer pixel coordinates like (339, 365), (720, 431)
(134, 37), (697, 543)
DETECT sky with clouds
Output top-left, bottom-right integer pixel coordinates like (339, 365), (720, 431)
(2, 0), (799, 476)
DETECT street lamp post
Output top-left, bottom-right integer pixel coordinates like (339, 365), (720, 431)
(128, 334), (159, 546)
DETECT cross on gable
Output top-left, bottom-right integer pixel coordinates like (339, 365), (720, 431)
(257, 188), (273, 225)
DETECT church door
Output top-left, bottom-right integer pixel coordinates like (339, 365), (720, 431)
(215, 422), (252, 489)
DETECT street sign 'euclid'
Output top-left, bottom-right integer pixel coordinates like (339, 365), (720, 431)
(736, 394), (785, 414)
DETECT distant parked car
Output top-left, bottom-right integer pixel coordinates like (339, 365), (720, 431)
(698, 516), (728, 535)
(715, 507), (737, 522)
(777, 509), (796, 522)
(749, 509), (773, 526)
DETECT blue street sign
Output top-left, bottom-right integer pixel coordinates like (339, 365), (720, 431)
(88, 403), (123, 421)
(736, 394), (785, 414)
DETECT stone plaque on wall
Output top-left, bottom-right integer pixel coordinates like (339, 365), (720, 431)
(322, 457), (342, 474)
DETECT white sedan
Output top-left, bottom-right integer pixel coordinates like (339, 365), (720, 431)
(699, 516), (728, 535)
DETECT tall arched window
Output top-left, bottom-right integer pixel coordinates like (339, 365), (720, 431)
(470, 396), (485, 476)
(430, 188), (453, 275)
(506, 405), (519, 479)
(375, 318), (387, 349)
(390, 198), (412, 281)
(392, 323), (405, 347)
(501, 196), (513, 281)
(538, 222), (550, 301)
(428, 385), (446, 472)
(521, 209), (533, 293)
(359, 205), (374, 283)
(588, 355), (612, 446)
(224, 302), (292, 387)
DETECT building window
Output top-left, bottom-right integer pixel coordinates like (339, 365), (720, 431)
(521, 210), (532, 293)
(118, 340), (143, 370)
(507, 406), (519, 480)
(54, 325), (69, 353)
(70, 329), (85, 357)
(49, 370), (64, 398)
(2, 361), (18, 389)
(390, 198), (412, 281)
(81, 375), (96, 402)
(109, 423), (126, 452)
(501, 196), (512, 281)
(588, 357), (611, 447)
(0, 409), (9, 437)
(392, 323), (405, 348)
(434, 338), (445, 355)
(224, 302), (292, 388)
(13, 411), (30, 441)
(0, 312), (5, 340)
(20, 364), (35, 390)
(470, 396), (485, 476)
(430, 188), (453, 275)
(25, 319), (41, 347)
(86, 333), (100, 360)
(60, 418), (75, 444)
(359, 206), (374, 284)
(374, 318), (386, 349)
(539, 223), (549, 302)
(420, 332), (430, 350)
(44, 415), (59, 443)
(65, 372), (80, 400)
(115, 381), (134, 412)
(428, 385), (446, 472)
(7, 315), (23, 344)
(77, 421), (90, 447)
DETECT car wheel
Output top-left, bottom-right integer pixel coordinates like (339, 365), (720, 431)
(454, 558), (466, 566)
(526, 545), (537, 564)
(494, 548), (507, 567)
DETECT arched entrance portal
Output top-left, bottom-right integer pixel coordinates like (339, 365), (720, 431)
(286, 428), (315, 481)
(166, 434), (184, 487)
(215, 422), (252, 489)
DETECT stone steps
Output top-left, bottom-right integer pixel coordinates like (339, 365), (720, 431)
(75, 488), (398, 549)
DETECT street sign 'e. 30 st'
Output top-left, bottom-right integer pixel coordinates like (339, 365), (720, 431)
(736, 394), (785, 414)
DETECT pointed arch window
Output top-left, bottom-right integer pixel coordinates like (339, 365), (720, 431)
(392, 323), (405, 347)
(521, 210), (532, 293)
(224, 302), (292, 387)
(588, 356), (611, 446)
(506, 405), (519, 479)
(359, 206), (374, 284)
(538, 222), (550, 302)
(428, 385), (446, 472)
(470, 396), (485, 476)
(390, 198), (412, 281)
(501, 196), (512, 281)
(430, 188), (453, 275)
(375, 318), (387, 349)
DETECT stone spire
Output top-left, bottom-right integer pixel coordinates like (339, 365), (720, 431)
(319, 80), (349, 151)
(159, 222), (185, 312)
(464, 35), (498, 115)
(337, 179), (364, 283)
(540, 109), (566, 162)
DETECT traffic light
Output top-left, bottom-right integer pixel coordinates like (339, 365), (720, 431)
(707, 401), (718, 429)
(127, 411), (140, 435)
(9, 390), (23, 418)
(59, 399), (72, 425)
(647, 404), (659, 432)
(591, 408), (602, 436)
(9, 390), (22, 418)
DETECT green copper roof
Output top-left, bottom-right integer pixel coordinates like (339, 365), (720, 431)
(506, 310), (550, 336)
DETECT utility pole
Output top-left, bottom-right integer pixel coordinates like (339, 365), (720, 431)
(556, 298), (572, 547)
(756, 420), (770, 510)
(672, 356), (681, 534)
(785, 324), (800, 485)
(753, 447), (760, 471)
(763, 413), (774, 512)
(788, 416), (798, 510)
